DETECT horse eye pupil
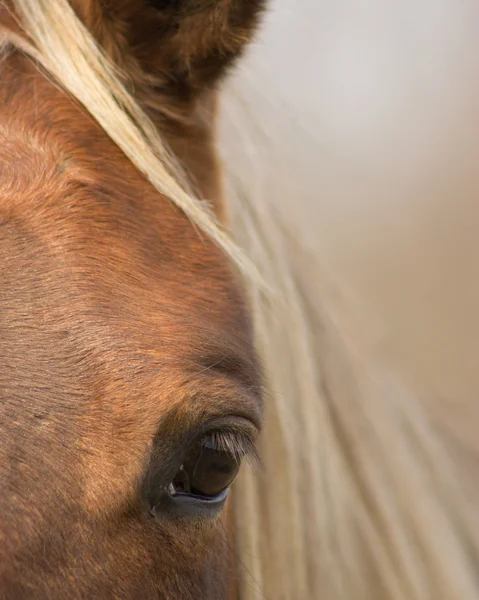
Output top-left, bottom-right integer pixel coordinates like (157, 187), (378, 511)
(191, 446), (239, 497)
(170, 439), (240, 498)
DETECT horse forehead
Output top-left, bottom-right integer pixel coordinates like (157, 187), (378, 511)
(0, 13), (248, 363)
(1, 142), (252, 362)
(0, 76), (256, 421)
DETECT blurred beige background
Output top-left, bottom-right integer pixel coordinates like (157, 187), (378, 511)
(220, 0), (479, 448)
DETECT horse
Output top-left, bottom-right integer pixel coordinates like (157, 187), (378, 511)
(0, 1), (478, 599)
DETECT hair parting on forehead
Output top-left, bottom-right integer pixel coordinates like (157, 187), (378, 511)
(2, 1), (479, 600)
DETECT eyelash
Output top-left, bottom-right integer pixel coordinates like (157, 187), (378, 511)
(202, 430), (259, 464)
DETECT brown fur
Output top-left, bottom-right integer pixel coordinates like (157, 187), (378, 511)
(0, 1), (265, 597)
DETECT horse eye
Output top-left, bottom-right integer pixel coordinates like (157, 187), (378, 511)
(169, 437), (240, 499)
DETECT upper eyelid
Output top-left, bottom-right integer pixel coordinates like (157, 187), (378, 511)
(152, 411), (259, 463)
(204, 429), (260, 464)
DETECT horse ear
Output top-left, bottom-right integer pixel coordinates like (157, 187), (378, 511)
(91, 0), (266, 102)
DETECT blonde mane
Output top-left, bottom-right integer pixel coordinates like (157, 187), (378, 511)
(3, 1), (479, 598)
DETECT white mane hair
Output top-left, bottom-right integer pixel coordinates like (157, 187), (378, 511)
(221, 0), (479, 597)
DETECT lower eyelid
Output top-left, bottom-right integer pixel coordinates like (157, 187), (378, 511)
(150, 487), (230, 521)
